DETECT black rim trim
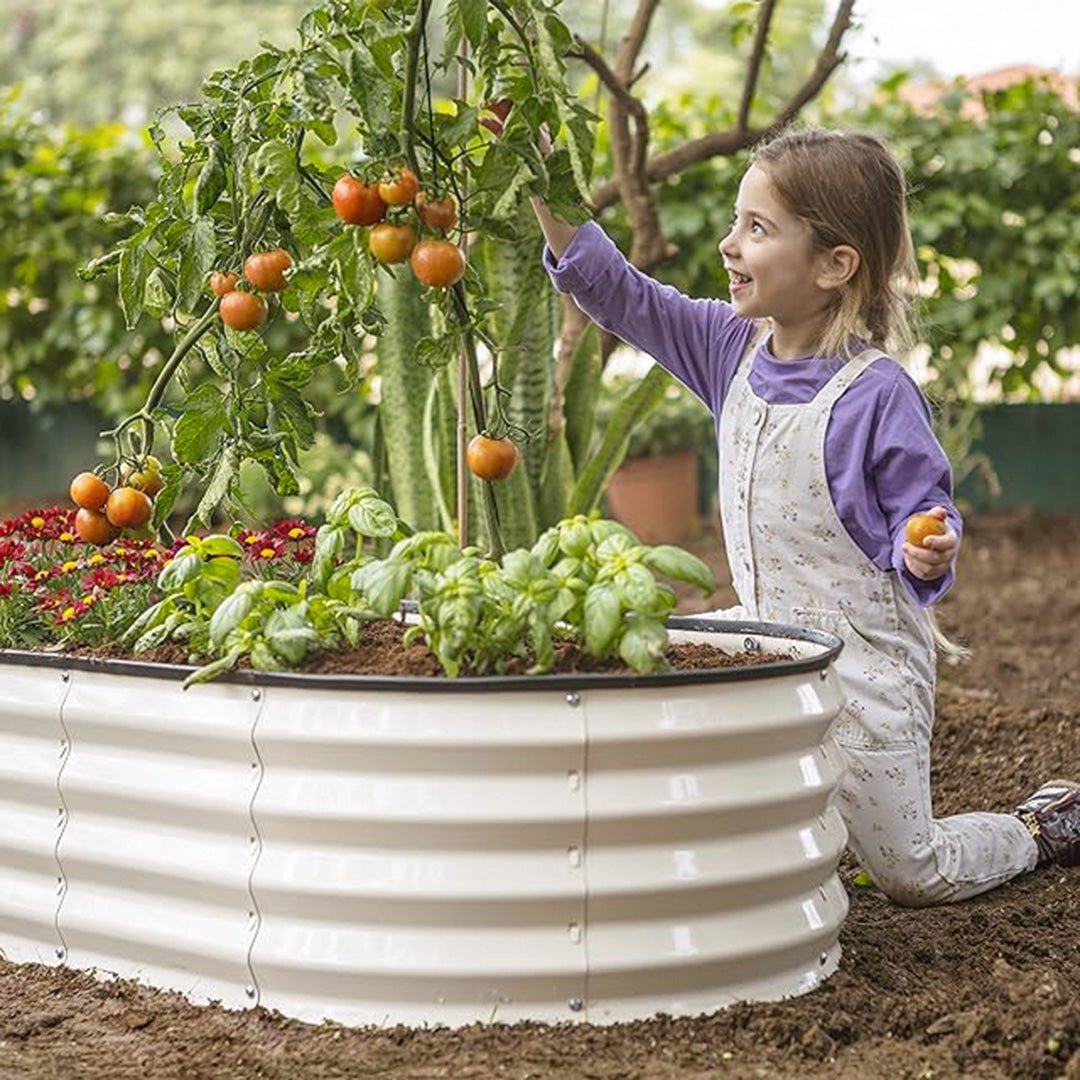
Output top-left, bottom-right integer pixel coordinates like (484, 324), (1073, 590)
(0, 618), (842, 694)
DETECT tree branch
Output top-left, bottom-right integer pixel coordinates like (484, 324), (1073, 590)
(586, 0), (857, 213)
(737, 0), (778, 132)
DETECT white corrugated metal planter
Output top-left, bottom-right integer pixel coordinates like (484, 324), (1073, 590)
(0, 616), (847, 1026)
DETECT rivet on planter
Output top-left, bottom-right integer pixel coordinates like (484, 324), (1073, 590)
(251, 688), (262, 702)
(819, 952), (829, 966)
(568, 923), (581, 944)
(567, 846), (581, 868)
(819, 669), (828, 681)
(743, 637), (760, 653)
(61, 671), (70, 683)
(55, 947), (65, 960)
(245, 985), (256, 999)
(567, 998), (583, 1013)
(566, 691), (581, 708)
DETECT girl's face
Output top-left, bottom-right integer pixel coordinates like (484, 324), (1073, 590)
(718, 165), (838, 356)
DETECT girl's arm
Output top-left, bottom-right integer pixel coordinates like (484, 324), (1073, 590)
(531, 199), (747, 410)
(530, 196), (579, 260)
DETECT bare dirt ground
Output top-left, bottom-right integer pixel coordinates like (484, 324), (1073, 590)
(1, 509), (1078, 1080)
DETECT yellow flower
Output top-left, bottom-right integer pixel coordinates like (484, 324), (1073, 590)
(34, 569), (50, 581)
(143, 550), (159, 560)
(81, 595), (95, 605)
(61, 607), (76, 622)
(30, 516), (45, 528)
(288, 527), (305, 539)
(59, 531), (75, 542)
(88, 554), (105, 565)
(259, 547), (276, 559)
(245, 534), (260, 545)
(61, 561), (79, 573)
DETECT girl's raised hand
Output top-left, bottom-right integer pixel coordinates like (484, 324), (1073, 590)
(902, 506), (959, 581)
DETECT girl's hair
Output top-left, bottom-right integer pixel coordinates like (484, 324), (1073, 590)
(750, 127), (918, 359)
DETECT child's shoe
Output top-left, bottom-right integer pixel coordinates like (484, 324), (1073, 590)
(1013, 780), (1080, 867)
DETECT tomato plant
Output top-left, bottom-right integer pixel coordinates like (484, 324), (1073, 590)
(905, 513), (947, 547)
(220, 290), (268, 331)
(70, 472), (110, 512)
(370, 223), (417, 265)
(467, 435), (519, 481)
(243, 249), (292, 293)
(332, 175), (386, 226)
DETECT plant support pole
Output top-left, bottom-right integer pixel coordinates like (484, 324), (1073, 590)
(456, 36), (470, 549)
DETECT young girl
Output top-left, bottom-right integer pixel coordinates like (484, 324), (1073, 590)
(532, 127), (1080, 906)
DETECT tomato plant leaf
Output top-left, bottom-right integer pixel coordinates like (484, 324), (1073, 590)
(173, 384), (227, 464)
(456, 0), (489, 51)
(117, 242), (147, 330)
(178, 217), (218, 312)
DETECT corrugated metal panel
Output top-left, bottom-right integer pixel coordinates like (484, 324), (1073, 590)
(54, 670), (260, 1009)
(249, 689), (588, 1026)
(577, 639), (848, 1022)
(0, 667), (68, 964)
(0, 621), (847, 1026)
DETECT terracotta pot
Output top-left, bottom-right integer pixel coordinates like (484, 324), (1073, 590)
(605, 449), (700, 544)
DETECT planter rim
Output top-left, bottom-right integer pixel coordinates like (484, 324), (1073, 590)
(0, 617), (841, 694)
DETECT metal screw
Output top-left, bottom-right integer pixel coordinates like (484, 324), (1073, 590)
(568, 998), (583, 1013)
(55, 947), (65, 960)
(819, 669), (828, 681)
(251, 688), (262, 702)
(819, 952), (829, 966)
(566, 691), (580, 708)
(743, 637), (760, 653)
(61, 671), (70, 683)
(244, 985), (256, 999)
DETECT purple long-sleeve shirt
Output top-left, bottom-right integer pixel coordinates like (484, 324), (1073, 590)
(544, 221), (960, 606)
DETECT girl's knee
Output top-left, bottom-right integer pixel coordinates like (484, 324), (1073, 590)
(854, 846), (956, 908)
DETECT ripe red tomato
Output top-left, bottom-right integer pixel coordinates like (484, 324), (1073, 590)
(905, 513), (947, 547)
(220, 290), (268, 331)
(369, 223), (417, 264)
(466, 434), (519, 481)
(415, 191), (457, 232)
(332, 174), (386, 226)
(208, 271), (239, 297)
(378, 167), (420, 207)
(75, 508), (118, 546)
(69, 471), (110, 512)
(410, 240), (466, 288)
(105, 486), (153, 530)
(243, 248), (292, 293)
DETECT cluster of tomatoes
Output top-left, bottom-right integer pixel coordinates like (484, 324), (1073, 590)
(331, 166), (466, 288)
(68, 461), (163, 546)
(210, 249), (292, 331)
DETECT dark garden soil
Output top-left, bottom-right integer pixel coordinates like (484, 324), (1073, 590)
(2, 508), (1078, 1080)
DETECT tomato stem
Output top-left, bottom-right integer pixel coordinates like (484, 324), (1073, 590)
(401, 0), (433, 177)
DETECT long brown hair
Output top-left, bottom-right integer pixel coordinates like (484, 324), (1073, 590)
(751, 127), (918, 359)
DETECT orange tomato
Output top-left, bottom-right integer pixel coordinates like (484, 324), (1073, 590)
(75, 508), (118, 546)
(410, 240), (466, 287)
(105, 486), (153, 530)
(69, 471), (110, 511)
(208, 271), (239, 297)
(243, 248), (292, 293)
(466, 434), (519, 481)
(332, 174), (386, 226)
(905, 513), (947, 547)
(378, 167), (420, 207)
(369, 223), (417, 264)
(415, 191), (457, 232)
(220, 290), (268, 331)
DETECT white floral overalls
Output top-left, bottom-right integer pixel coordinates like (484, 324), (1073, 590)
(715, 332), (1037, 905)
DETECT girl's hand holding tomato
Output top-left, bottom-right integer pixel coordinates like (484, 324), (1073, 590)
(902, 507), (958, 582)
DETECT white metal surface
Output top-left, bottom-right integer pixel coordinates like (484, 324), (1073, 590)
(0, 622), (847, 1026)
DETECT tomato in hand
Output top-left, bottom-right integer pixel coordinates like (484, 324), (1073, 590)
(369, 223), (417, 264)
(466, 434), (519, 481)
(106, 486), (153, 530)
(415, 191), (457, 232)
(410, 240), (466, 287)
(75, 508), (118, 546)
(378, 167), (420, 207)
(243, 248), (292, 293)
(208, 271), (239, 297)
(905, 513), (947, 547)
(69, 471), (110, 512)
(220, 290), (268, 331)
(332, 174), (386, 226)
